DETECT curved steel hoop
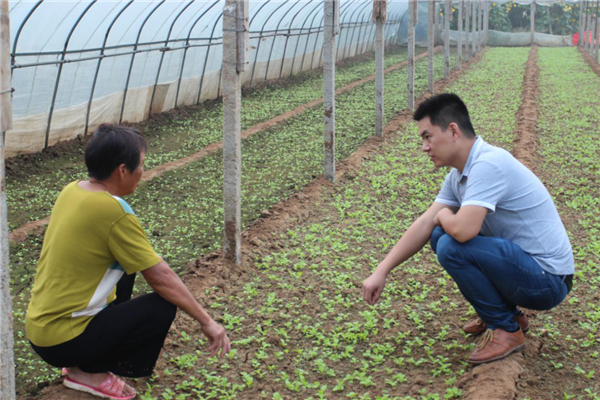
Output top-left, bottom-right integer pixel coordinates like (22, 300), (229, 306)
(148, 0), (196, 118)
(45, 0), (97, 149)
(175, 0), (220, 108)
(120, 0), (166, 124)
(84, 0), (134, 136)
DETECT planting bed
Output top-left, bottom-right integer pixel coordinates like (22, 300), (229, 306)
(124, 47), (531, 400)
(514, 47), (600, 400)
(6, 46), (424, 233)
(12, 47), (451, 394)
(18, 46), (598, 400)
(33, 47), (534, 400)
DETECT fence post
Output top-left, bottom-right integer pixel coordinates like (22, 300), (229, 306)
(374, 0), (386, 137)
(476, 0), (480, 48)
(590, 0), (600, 62)
(579, 0), (585, 46)
(479, 0), (484, 49)
(0, 0), (15, 398)
(408, 0), (416, 111)
(485, 0), (489, 45)
(444, 0), (450, 78)
(465, 0), (470, 61)
(475, 0), (480, 52)
(588, 11), (593, 51)
(471, 1), (476, 56)
(324, 0), (338, 181)
(531, 0), (536, 46)
(428, 0), (436, 91)
(458, 0), (463, 69)
(222, 0), (248, 265)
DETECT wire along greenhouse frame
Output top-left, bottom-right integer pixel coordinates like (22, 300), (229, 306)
(8, 0), (407, 157)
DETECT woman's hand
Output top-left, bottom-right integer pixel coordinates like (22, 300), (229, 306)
(201, 319), (231, 358)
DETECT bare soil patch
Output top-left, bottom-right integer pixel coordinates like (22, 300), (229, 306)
(512, 46), (540, 171)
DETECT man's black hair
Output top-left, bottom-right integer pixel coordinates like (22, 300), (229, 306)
(85, 124), (147, 180)
(413, 93), (476, 138)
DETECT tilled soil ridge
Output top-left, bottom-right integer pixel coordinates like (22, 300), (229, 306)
(462, 46), (542, 400)
(8, 47), (443, 245)
(579, 46), (600, 77)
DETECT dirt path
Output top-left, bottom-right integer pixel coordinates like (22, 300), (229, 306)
(579, 47), (600, 77)
(461, 46), (541, 400)
(35, 50), (477, 400)
(8, 47), (442, 245)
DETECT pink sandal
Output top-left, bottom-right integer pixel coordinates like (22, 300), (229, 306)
(63, 372), (136, 400)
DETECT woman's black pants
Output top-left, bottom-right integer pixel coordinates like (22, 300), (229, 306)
(30, 273), (177, 378)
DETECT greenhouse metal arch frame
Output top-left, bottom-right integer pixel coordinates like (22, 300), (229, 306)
(7, 0), (407, 158)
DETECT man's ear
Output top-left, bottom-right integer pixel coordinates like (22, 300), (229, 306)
(448, 122), (461, 140)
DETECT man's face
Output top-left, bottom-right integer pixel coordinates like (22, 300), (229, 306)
(418, 117), (455, 169)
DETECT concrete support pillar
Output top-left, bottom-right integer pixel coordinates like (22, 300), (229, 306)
(374, 1), (385, 137)
(465, 0), (471, 61)
(484, 0), (489, 46)
(0, 0), (15, 398)
(587, 13), (593, 51)
(222, 0), (248, 265)
(596, 16), (600, 61)
(479, 0), (484, 49)
(428, 0), (436, 92)
(590, 0), (600, 60)
(323, 0), (338, 181)
(408, 0), (416, 111)
(531, 0), (536, 46)
(458, 0), (463, 69)
(444, 0), (451, 79)
(472, 1), (477, 56)
(579, 0), (585, 46)
(475, 0), (481, 52)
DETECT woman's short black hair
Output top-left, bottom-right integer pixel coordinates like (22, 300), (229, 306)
(85, 124), (147, 180)
(413, 93), (476, 138)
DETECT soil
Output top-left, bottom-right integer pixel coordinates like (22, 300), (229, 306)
(5, 135), (87, 181)
(8, 47), (442, 244)
(512, 46), (540, 172)
(34, 46), (588, 400)
(514, 48), (600, 399)
(32, 49), (474, 400)
(579, 46), (600, 78)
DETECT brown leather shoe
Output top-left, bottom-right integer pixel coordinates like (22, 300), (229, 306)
(463, 312), (530, 335)
(468, 328), (525, 364)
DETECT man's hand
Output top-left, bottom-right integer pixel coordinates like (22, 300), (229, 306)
(201, 319), (231, 358)
(433, 207), (453, 226)
(362, 271), (387, 305)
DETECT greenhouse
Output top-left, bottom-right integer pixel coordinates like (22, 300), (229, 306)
(1, 0), (599, 399)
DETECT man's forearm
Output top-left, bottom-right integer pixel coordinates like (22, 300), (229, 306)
(375, 216), (435, 275)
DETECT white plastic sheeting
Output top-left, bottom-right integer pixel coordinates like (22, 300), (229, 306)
(7, 0), (411, 157)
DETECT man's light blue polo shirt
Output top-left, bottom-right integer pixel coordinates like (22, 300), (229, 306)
(435, 137), (574, 276)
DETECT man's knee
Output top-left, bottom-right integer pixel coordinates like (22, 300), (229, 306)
(430, 226), (446, 254)
(435, 234), (463, 270)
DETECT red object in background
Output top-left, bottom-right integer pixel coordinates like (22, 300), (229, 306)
(574, 31), (599, 46)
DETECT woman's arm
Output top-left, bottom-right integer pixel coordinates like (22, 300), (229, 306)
(141, 261), (230, 357)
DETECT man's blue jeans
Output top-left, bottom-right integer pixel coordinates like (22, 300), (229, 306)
(430, 227), (569, 332)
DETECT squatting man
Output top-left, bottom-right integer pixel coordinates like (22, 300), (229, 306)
(362, 93), (573, 364)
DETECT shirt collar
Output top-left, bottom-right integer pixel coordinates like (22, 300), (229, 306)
(460, 136), (484, 178)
